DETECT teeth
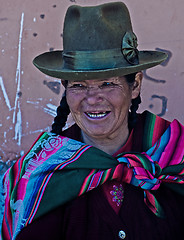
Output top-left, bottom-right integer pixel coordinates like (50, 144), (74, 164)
(87, 112), (107, 118)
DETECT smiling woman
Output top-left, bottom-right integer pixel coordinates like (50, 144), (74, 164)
(1, 2), (184, 240)
(65, 74), (142, 154)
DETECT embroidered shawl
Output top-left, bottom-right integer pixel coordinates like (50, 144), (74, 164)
(0, 111), (184, 240)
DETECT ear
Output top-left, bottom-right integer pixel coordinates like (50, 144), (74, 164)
(131, 72), (143, 99)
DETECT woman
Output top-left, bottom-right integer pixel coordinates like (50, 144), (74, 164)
(1, 2), (184, 240)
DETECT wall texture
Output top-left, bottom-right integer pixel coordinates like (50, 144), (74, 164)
(0, 0), (184, 172)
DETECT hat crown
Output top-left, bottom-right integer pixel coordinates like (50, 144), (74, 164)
(33, 2), (168, 81)
(63, 2), (133, 52)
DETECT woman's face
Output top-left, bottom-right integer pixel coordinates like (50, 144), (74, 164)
(66, 75), (141, 141)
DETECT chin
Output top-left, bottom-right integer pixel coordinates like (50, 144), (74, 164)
(83, 128), (113, 139)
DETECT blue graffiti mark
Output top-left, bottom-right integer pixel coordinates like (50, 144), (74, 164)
(155, 48), (172, 67)
(149, 95), (168, 116)
(143, 48), (172, 83)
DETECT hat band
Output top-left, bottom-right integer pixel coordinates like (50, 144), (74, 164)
(63, 48), (138, 71)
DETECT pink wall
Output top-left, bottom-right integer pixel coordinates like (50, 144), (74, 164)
(0, 0), (184, 168)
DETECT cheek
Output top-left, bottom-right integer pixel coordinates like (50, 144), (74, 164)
(66, 92), (74, 110)
(111, 90), (132, 111)
(66, 92), (80, 114)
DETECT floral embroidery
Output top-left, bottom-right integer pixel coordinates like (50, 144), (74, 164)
(42, 134), (63, 151)
(110, 184), (124, 207)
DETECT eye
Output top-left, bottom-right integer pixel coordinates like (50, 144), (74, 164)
(100, 81), (117, 88)
(68, 83), (86, 89)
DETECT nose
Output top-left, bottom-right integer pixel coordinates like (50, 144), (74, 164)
(85, 87), (103, 105)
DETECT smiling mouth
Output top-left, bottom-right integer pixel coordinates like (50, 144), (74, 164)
(85, 111), (110, 119)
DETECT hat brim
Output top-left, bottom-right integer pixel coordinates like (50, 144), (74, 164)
(33, 50), (167, 81)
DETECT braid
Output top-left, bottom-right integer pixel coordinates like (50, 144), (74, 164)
(128, 94), (141, 130)
(124, 72), (142, 130)
(51, 91), (70, 135)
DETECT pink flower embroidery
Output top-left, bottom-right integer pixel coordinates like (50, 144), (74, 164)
(110, 184), (124, 207)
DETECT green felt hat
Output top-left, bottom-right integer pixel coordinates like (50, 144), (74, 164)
(33, 2), (167, 81)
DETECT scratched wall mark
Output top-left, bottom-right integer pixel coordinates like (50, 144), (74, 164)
(24, 127), (50, 136)
(27, 100), (57, 117)
(44, 103), (57, 117)
(0, 13), (24, 147)
(0, 76), (12, 111)
(0, 13), (25, 173)
(14, 102), (22, 145)
(12, 12), (24, 146)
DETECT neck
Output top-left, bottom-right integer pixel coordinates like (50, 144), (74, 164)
(81, 125), (129, 155)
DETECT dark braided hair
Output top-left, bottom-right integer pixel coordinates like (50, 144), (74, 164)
(51, 90), (70, 135)
(124, 73), (142, 130)
(51, 74), (142, 135)
(129, 94), (141, 130)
